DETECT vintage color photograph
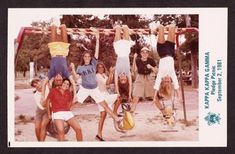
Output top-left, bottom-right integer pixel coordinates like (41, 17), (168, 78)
(8, 9), (205, 147)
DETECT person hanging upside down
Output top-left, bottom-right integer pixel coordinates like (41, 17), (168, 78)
(41, 24), (76, 104)
(113, 24), (135, 103)
(153, 24), (182, 117)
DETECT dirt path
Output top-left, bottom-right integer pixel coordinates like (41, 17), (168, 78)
(14, 87), (198, 142)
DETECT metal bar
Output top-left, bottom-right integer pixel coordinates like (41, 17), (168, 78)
(176, 34), (188, 126)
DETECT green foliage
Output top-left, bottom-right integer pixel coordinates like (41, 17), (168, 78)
(16, 14), (198, 72)
(15, 49), (30, 72)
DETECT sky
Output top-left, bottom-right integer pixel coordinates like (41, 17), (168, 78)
(8, 9), (155, 39)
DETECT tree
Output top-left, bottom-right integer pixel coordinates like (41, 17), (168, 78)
(16, 14), (198, 85)
(179, 31), (199, 88)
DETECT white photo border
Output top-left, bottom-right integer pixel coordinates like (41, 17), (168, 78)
(8, 8), (227, 147)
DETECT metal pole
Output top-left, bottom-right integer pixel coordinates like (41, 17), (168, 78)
(176, 35), (188, 126)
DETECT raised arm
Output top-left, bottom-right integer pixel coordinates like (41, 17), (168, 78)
(46, 98), (52, 119)
(128, 72), (132, 101)
(114, 72), (120, 96)
(90, 27), (100, 59)
(40, 78), (49, 103)
(70, 63), (79, 81)
(132, 53), (138, 73)
(106, 66), (115, 85)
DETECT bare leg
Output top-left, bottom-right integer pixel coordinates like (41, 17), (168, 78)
(50, 25), (57, 42)
(114, 25), (122, 42)
(60, 24), (68, 43)
(130, 96), (139, 113)
(39, 113), (50, 141)
(122, 25), (130, 40)
(67, 117), (83, 141)
(113, 97), (121, 115)
(69, 76), (77, 102)
(157, 24), (165, 44)
(99, 101), (119, 121)
(97, 111), (107, 139)
(54, 119), (65, 141)
(35, 120), (41, 141)
(167, 24), (176, 43)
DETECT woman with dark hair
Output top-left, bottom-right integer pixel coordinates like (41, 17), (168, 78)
(95, 62), (118, 141)
(70, 28), (123, 133)
(113, 24), (134, 102)
(31, 74), (63, 141)
(41, 24), (76, 105)
(46, 78), (83, 141)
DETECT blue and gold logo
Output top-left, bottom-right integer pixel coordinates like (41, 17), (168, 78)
(204, 112), (221, 126)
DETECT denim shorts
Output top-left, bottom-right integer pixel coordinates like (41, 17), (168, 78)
(48, 56), (70, 79)
(157, 41), (175, 58)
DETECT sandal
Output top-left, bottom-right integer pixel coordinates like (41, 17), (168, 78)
(95, 135), (105, 141)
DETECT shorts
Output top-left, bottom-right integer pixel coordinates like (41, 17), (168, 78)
(115, 56), (130, 76)
(133, 74), (155, 98)
(35, 107), (48, 121)
(52, 111), (74, 121)
(157, 41), (175, 58)
(97, 92), (118, 112)
(76, 86), (105, 103)
(48, 56), (70, 80)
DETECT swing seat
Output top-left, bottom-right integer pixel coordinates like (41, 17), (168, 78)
(164, 106), (175, 127)
(46, 120), (70, 137)
(161, 106), (178, 132)
(118, 103), (135, 130)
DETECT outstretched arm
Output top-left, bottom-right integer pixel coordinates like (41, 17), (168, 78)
(46, 98), (52, 119)
(91, 27), (100, 59)
(128, 72), (132, 101)
(153, 90), (166, 116)
(70, 63), (79, 80)
(132, 53), (138, 74)
(41, 78), (49, 103)
(114, 72), (120, 96)
(106, 66), (115, 85)
(69, 76), (77, 102)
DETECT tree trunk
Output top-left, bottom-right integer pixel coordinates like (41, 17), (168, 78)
(34, 60), (37, 76)
(191, 51), (198, 88)
(23, 71), (26, 77)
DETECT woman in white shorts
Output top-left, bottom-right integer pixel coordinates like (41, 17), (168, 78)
(113, 24), (135, 102)
(46, 78), (83, 141)
(96, 62), (118, 141)
(70, 28), (123, 133)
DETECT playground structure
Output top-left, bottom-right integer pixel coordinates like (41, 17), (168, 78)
(14, 26), (199, 126)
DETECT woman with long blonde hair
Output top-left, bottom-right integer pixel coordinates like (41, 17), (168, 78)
(153, 23), (182, 117)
